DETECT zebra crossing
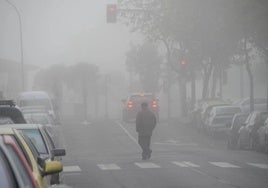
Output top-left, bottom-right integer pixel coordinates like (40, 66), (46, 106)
(97, 161), (268, 171)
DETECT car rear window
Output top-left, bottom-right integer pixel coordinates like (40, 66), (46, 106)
(21, 129), (48, 154)
(130, 95), (155, 101)
(216, 107), (241, 115)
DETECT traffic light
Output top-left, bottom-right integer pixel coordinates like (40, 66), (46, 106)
(106, 4), (117, 23)
(180, 60), (186, 66)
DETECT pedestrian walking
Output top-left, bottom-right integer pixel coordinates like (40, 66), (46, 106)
(136, 102), (157, 160)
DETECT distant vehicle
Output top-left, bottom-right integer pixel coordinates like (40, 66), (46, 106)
(238, 111), (268, 150)
(0, 127), (63, 187)
(16, 91), (56, 119)
(2, 124), (66, 184)
(0, 100), (27, 124)
(0, 133), (39, 188)
(122, 93), (159, 122)
(235, 98), (267, 113)
(227, 113), (249, 149)
(205, 106), (241, 135)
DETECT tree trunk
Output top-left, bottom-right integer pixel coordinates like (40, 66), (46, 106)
(179, 77), (187, 117)
(266, 60), (268, 111)
(202, 63), (213, 100)
(191, 70), (196, 110)
(210, 66), (217, 99)
(244, 38), (254, 112)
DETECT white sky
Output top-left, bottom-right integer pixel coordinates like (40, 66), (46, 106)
(0, 0), (141, 72)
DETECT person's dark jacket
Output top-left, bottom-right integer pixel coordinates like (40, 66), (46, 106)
(136, 109), (156, 136)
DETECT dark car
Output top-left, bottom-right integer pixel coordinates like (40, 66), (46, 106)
(227, 113), (249, 149)
(0, 100), (27, 124)
(122, 93), (159, 122)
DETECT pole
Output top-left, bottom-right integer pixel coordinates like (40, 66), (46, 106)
(105, 75), (109, 118)
(5, 0), (25, 91)
(240, 63), (244, 99)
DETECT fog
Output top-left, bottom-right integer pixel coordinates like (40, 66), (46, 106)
(0, 0), (138, 70)
(0, 1), (268, 188)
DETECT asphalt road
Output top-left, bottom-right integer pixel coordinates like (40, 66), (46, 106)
(59, 118), (268, 188)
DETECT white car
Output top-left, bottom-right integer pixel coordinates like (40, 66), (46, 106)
(236, 98), (266, 113)
(206, 106), (242, 135)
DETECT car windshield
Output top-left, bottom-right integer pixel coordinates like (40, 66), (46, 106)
(23, 113), (50, 125)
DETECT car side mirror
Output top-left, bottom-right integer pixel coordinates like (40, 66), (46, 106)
(52, 148), (66, 157)
(43, 161), (63, 176)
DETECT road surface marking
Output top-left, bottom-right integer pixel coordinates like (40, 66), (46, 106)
(247, 163), (268, 169)
(63, 166), (82, 173)
(172, 161), (189, 167)
(210, 162), (240, 168)
(116, 121), (139, 147)
(154, 142), (198, 146)
(97, 164), (121, 170)
(135, 162), (161, 168)
(183, 161), (200, 167)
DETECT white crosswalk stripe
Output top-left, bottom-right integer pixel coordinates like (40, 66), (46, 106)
(97, 161), (268, 170)
(173, 161), (200, 167)
(183, 161), (200, 167)
(63, 165), (82, 173)
(247, 163), (268, 169)
(172, 161), (189, 167)
(210, 162), (240, 168)
(97, 164), (121, 170)
(135, 162), (161, 168)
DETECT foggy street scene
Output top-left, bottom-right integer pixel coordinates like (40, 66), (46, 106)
(0, 0), (268, 188)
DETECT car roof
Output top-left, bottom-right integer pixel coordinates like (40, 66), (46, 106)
(0, 124), (43, 130)
(0, 106), (27, 124)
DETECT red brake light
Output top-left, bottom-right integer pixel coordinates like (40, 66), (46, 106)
(128, 101), (133, 108)
(152, 100), (158, 108)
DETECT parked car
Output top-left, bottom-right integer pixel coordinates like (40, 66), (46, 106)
(2, 124), (66, 184)
(236, 98), (267, 113)
(16, 91), (56, 120)
(238, 111), (268, 150)
(21, 106), (56, 125)
(205, 105), (242, 135)
(227, 113), (249, 149)
(199, 100), (230, 131)
(256, 117), (268, 153)
(0, 127), (63, 188)
(122, 93), (159, 122)
(0, 134), (39, 188)
(0, 100), (27, 124)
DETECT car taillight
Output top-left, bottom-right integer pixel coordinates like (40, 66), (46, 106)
(152, 100), (158, 108)
(128, 101), (133, 108)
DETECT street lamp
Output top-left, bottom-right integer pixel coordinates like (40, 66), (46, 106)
(5, 0), (25, 91)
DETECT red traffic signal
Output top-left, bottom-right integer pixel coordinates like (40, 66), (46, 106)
(106, 4), (117, 23)
(180, 60), (186, 65)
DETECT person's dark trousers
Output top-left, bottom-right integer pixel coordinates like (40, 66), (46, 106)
(138, 135), (152, 160)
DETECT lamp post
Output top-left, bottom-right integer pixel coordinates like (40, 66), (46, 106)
(5, 0), (25, 91)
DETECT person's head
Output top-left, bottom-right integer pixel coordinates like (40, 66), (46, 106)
(141, 102), (148, 110)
